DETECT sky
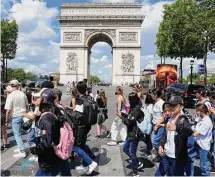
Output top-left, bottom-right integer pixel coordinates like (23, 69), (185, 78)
(1, 0), (215, 82)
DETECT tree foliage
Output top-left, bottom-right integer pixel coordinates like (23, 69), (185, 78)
(7, 68), (37, 83)
(156, 0), (215, 84)
(90, 75), (101, 84)
(1, 20), (18, 82)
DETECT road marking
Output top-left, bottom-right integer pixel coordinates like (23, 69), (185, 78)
(98, 144), (124, 176)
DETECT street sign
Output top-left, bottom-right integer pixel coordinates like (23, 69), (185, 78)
(198, 64), (205, 75)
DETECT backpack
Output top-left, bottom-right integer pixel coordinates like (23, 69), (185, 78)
(39, 112), (74, 160)
(74, 97), (99, 126)
(137, 105), (152, 135)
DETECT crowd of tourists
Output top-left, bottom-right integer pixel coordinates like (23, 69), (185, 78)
(1, 79), (215, 176)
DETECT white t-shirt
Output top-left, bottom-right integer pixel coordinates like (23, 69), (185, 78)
(142, 104), (153, 121)
(5, 90), (28, 117)
(164, 118), (176, 158)
(152, 99), (164, 124)
(194, 116), (213, 151)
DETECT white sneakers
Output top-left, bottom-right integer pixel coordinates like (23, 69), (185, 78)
(13, 148), (26, 158)
(107, 141), (117, 146)
(76, 161), (98, 175)
(76, 165), (89, 173)
(29, 155), (38, 161)
(87, 161), (98, 175)
(13, 151), (26, 158)
(14, 148), (20, 153)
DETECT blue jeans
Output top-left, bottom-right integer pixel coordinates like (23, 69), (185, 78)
(35, 160), (71, 176)
(28, 128), (36, 146)
(72, 146), (93, 166)
(195, 143), (211, 176)
(12, 116), (25, 151)
(185, 156), (194, 176)
(123, 139), (139, 171)
(152, 126), (164, 151)
(155, 155), (176, 176)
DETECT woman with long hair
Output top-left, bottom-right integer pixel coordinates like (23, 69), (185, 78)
(95, 89), (110, 139)
(107, 86), (127, 146)
(134, 84), (144, 106)
(70, 88), (79, 110)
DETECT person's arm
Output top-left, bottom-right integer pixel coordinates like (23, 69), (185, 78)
(176, 119), (193, 138)
(30, 116), (54, 155)
(23, 113), (36, 120)
(4, 95), (12, 124)
(193, 131), (200, 137)
(71, 98), (76, 110)
(117, 96), (122, 116)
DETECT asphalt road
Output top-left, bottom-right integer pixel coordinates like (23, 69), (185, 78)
(0, 86), (202, 176)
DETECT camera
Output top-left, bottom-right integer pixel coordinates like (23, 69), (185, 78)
(115, 92), (118, 95)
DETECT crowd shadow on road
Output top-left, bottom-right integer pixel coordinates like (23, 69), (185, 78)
(94, 147), (111, 166)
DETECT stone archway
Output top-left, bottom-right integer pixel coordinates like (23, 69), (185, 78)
(58, 3), (144, 85)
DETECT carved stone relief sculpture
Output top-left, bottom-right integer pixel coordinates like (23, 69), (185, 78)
(64, 32), (81, 42)
(120, 32), (137, 42)
(85, 29), (116, 41)
(66, 52), (78, 73)
(121, 53), (135, 72)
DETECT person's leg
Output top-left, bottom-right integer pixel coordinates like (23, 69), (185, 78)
(152, 127), (164, 151)
(83, 144), (95, 159)
(1, 125), (8, 145)
(96, 124), (101, 136)
(154, 155), (169, 176)
(27, 128), (36, 146)
(110, 120), (118, 142)
(199, 147), (210, 176)
(213, 130), (215, 168)
(35, 169), (58, 176)
(72, 146), (93, 165)
(123, 140), (131, 157)
(11, 116), (25, 151)
(168, 158), (177, 176)
(119, 122), (127, 142)
(129, 140), (139, 172)
(58, 160), (71, 176)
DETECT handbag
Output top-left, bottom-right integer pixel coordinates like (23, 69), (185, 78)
(22, 117), (33, 131)
(137, 107), (152, 135)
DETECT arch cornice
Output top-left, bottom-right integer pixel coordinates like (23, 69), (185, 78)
(85, 30), (116, 48)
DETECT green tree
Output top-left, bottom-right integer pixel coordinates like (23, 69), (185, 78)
(1, 20), (18, 82)
(90, 75), (101, 84)
(187, 72), (201, 83)
(7, 68), (37, 83)
(195, 0), (215, 85)
(208, 74), (215, 85)
(156, 0), (205, 83)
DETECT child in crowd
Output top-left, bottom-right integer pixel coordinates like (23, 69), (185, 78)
(155, 96), (193, 176)
(193, 103), (213, 176)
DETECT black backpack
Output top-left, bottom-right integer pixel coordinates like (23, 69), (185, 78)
(71, 96), (99, 126)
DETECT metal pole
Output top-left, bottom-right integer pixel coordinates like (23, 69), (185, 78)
(190, 65), (193, 84)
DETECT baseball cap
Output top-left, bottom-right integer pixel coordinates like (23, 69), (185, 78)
(32, 88), (57, 103)
(10, 80), (20, 87)
(166, 96), (184, 105)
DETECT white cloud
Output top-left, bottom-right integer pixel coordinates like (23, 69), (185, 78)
(3, 0), (60, 74)
(91, 55), (108, 63)
(104, 64), (112, 69)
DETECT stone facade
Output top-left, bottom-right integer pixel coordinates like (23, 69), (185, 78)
(58, 3), (144, 85)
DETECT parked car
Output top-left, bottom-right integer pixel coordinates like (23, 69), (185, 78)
(98, 82), (110, 86)
(165, 83), (205, 108)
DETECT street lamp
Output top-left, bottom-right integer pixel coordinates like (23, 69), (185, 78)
(190, 60), (194, 84)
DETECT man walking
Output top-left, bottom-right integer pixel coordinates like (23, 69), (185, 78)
(5, 80), (28, 158)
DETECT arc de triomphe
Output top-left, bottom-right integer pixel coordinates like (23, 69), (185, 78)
(58, 3), (144, 85)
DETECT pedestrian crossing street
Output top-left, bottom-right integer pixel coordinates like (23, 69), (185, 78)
(1, 135), (158, 176)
